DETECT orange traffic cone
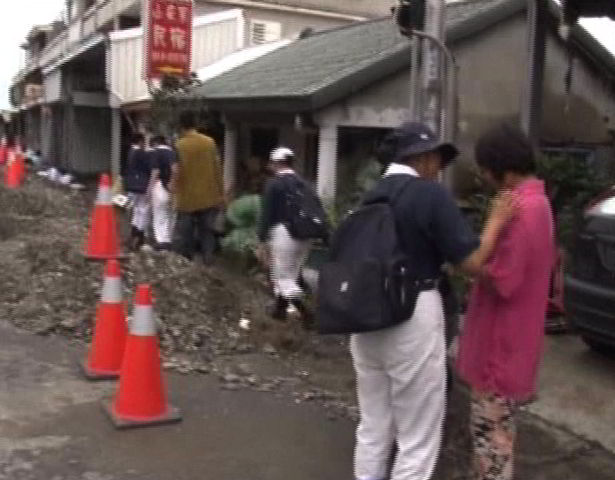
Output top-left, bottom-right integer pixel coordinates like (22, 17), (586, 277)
(81, 260), (128, 380)
(4, 150), (21, 189)
(0, 143), (7, 165)
(85, 174), (122, 260)
(15, 152), (26, 184)
(103, 285), (181, 428)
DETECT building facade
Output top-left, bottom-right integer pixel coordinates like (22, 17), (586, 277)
(186, 0), (615, 204)
(10, 0), (379, 177)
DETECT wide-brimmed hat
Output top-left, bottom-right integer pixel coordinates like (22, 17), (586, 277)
(391, 122), (459, 165)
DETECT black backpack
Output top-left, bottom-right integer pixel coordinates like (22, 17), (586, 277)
(283, 176), (330, 240)
(316, 178), (425, 334)
(123, 149), (150, 194)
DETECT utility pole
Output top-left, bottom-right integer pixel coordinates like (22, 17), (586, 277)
(521, 0), (548, 146)
(394, 0), (456, 143)
(421, 0), (446, 137)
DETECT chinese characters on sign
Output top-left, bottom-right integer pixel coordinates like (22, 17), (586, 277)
(145, 0), (193, 79)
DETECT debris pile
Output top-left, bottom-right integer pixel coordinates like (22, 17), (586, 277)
(0, 178), (359, 421)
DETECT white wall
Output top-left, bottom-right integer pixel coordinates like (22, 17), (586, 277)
(108, 10), (243, 106)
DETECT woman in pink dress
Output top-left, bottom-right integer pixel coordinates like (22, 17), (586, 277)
(457, 124), (556, 480)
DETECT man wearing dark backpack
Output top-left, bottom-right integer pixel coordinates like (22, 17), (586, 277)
(258, 147), (327, 324)
(328, 123), (518, 480)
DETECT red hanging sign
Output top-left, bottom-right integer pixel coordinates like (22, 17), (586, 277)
(144, 0), (193, 79)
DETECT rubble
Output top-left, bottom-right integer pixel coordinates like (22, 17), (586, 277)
(0, 178), (360, 424)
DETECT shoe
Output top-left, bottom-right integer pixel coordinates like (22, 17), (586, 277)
(291, 300), (315, 330)
(129, 227), (144, 252)
(154, 242), (172, 251)
(269, 297), (289, 321)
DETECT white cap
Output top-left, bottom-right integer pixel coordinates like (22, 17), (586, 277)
(270, 147), (295, 162)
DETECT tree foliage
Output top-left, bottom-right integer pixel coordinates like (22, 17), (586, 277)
(148, 73), (203, 136)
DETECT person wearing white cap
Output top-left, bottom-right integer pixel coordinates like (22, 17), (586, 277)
(258, 147), (312, 323)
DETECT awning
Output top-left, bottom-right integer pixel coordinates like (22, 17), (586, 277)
(42, 33), (106, 75)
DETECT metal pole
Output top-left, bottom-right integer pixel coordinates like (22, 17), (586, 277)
(409, 30), (457, 143)
(421, 0), (446, 136)
(408, 36), (422, 122)
(521, 0), (548, 145)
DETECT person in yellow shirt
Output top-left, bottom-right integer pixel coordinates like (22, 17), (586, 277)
(169, 111), (224, 265)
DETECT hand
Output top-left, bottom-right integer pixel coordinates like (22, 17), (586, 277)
(489, 190), (519, 226)
(256, 244), (270, 267)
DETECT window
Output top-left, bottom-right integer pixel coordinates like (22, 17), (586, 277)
(250, 20), (282, 45)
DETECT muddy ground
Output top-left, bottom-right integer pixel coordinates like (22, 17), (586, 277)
(0, 176), (357, 414)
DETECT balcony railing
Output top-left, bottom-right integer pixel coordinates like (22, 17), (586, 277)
(19, 0), (139, 79)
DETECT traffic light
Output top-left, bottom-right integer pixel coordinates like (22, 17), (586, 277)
(393, 0), (427, 34)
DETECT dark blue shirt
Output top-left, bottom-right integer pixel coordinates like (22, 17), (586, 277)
(123, 146), (152, 194)
(364, 173), (479, 280)
(150, 145), (177, 189)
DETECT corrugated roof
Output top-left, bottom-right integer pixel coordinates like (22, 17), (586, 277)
(187, 0), (615, 111)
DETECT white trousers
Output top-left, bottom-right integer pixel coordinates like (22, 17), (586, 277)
(351, 290), (446, 480)
(268, 224), (311, 300)
(130, 193), (151, 232)
(151, 181), (176, 244)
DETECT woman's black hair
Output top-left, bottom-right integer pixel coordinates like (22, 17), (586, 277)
(475, 124), (536, 182)
(131, 132), (145, 145)
(179, 111), (197, 130)
(151, 135), (167, 145)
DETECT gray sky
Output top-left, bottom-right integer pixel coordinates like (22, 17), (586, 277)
(1, 0), (614, 110)
(1, 0), (65, 109)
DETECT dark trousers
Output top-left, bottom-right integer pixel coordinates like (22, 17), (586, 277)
(174, 208), (218, 264)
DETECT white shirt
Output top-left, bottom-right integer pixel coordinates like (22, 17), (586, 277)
(384, 162), (419, 178)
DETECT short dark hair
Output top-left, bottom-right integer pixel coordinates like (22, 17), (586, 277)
(131, 132), (145, 145)
(151, 135), (167, 145)
(475, 124), (536, 181)
(179, 111), (196, 130)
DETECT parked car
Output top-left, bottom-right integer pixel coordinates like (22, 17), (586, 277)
(565, 192), (615, 351)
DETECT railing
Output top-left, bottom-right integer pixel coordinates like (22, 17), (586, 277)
(19, 0), (139, 77)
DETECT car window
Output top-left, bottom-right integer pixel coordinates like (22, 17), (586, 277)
(590, 196), (615, 217)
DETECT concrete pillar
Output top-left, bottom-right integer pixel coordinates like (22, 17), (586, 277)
(111, 108), (121, 178)
(316, 124), (338, 203)
(223, 120), (238, 197)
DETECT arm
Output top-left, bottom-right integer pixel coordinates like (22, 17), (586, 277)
(213, 144), (225, 206)
(258, 179), (278, 243)
(148, 168), (160, 197)
(168, 159), (179, 194)
(458, 192), (519, 276)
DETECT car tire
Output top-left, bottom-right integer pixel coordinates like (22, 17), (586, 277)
(582, 336), (615, 355)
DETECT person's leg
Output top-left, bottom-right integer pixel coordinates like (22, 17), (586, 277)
(173, 211), (195, 260)
(351, 333), (395, 480)
(195, 208), (217, 265)
(269, 225), (306, 301)
(130, 194), (150, 250)
(289, 239), (313, 327)
(152, 181), (173, 248)
(470, 391), (517, 480)
(389, 290), (446, 480)
(270, 296), (289, 321)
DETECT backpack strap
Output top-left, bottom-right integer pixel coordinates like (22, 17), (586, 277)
(389, 176), (416, 207)
(388, 176), (418, 258)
